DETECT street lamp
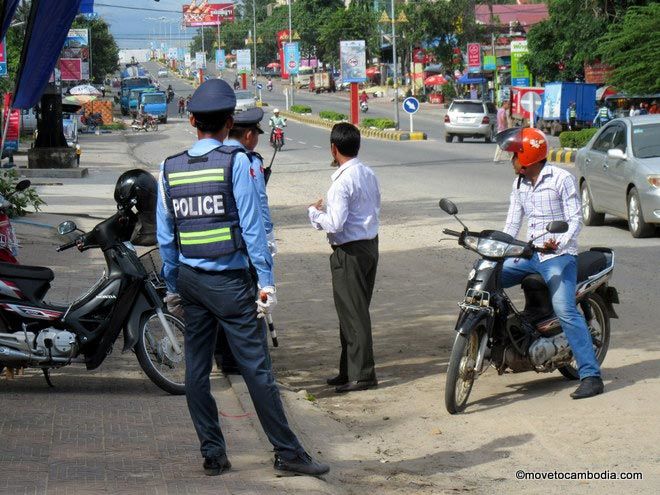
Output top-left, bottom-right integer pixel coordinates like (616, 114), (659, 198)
(379, 6), (402, 130)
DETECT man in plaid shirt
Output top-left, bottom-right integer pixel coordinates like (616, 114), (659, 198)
(497, 127), (604, 400)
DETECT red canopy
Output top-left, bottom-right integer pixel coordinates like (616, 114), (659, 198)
(424, 74), (448, 86)
(366, 66), (380, 77)
(266, 62), (280, 69)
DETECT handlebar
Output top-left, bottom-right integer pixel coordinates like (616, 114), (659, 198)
(443, 228), (462, 237)
(56, 239), (78, 252)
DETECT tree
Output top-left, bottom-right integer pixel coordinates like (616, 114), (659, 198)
(598, 4), (660, 94)
(318, 2), (379, 67)
(71, 16), (119, 83)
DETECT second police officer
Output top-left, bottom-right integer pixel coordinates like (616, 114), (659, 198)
(156, 79), (329, 477)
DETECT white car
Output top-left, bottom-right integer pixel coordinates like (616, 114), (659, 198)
(234, 90), (257, 113)
(157, 69), (168, 78)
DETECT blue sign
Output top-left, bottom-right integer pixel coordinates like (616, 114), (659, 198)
(402, 97), (420, 114)
(0, 39), (7, 77)
(257, 83), (263, 90)
(284, 42), (300, 75)
(215, 49), (225, 70)
(512, 77), (530, 86)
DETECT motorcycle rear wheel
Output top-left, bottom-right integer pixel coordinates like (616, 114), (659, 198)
(558, 293), (610, 380)
(445, 327), (482, 414)
(135, 311), (186, 395)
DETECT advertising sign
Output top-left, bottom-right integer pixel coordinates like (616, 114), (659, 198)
(584, 62), (614, 85)
(542, 83), (562, 120)
(0, 40), (6, 77)
(283, 42), (300, 76)
(216, 49), (226, 70)
(168, 48), (178, 60)
(483, 55), (496, 71)
(183, 3), (234, 27)
(195, 52), (207, 69)
(184, 53), (192, 67)
(2, 93), (20, 152)
(339, 40), (366, 83)
(510, 40), (531, 86)
(467, 43), (481, 73)
(61, 29), (89, 81)
(236, 49), (251, 74)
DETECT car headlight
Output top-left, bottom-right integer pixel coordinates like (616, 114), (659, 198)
(648, 175), (660, 188)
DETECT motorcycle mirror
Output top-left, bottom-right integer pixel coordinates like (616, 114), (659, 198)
(439, 198), (458, 215)
(58, 221), (77, 236)
(546, 221), (569, 234)
(15, 179), (31, 192)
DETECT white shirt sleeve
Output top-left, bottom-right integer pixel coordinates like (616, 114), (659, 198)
(308, 181), (349, 234)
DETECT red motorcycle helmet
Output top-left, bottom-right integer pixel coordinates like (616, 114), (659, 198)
(495, 127), (548, 167)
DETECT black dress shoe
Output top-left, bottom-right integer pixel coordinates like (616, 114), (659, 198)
(274, 452), (330, 476)
(203, 454), (231, 476)
(221, 366), (241, 375)
(570, 376), (604, 399)
(326, 375), (348, 386)
(335, 379), (378, 393)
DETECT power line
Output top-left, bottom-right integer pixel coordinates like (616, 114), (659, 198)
(95, 2), (182, 13)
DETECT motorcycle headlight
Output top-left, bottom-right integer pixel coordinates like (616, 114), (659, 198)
(476, 239), (525, 258)
(464, 236), (479, 251)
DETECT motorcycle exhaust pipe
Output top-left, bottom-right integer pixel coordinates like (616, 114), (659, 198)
(0, 345), (36, 365)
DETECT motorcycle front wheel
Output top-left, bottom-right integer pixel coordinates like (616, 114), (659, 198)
(558, 293), (610, 380)
(135, 311), (186, 395)
(445, 327), (482, 414)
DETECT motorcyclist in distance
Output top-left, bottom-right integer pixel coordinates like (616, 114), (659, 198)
(269, 108), (287, 143)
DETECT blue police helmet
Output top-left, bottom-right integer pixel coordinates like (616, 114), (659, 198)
(187, 79), (236, 113)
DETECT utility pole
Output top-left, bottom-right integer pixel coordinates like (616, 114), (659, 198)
(288, 0), (294, 106)
(253, 0), (257, 85)
(391, 0), (399, 129)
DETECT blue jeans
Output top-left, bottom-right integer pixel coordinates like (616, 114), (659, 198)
(501, 254), (601, 379)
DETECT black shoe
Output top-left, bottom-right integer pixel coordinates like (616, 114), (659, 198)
(326, 375), (348, 386)
(570, 376), (604, 399)
(203, 454), (231, 476)
(274, 452), (330, 476)
(335, 379), (378, 393)
(221, 366), (241, 375)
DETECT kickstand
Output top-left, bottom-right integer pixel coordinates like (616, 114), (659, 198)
(42, 369), (55, 388)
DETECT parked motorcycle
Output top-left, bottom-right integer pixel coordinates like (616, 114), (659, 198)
(270, 127), (284, 151)
(438, 199), (618, 414)
(0, 180), (31, 264)
(0, 204), (186, 395)
(131, 115), (159, 132)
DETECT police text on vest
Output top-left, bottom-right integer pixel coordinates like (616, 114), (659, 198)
(173, 195), (225, 217)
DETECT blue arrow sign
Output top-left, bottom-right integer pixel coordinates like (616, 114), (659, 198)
(402, 97), (420, 114)
(257, 83), (263, 90)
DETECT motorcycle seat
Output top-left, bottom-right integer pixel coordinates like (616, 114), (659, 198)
(576, 251), (607, 282)
(0, 262), (54, 282)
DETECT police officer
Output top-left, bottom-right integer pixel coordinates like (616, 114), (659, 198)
(214, 107), (276, 374)
(156, 79), (329, 477)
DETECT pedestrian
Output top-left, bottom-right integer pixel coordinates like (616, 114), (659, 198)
(178, 97), (185, 116)
(639, 102), (648, 115)
(493, 101), (510, 162)
(308, 123), (381, 393)
(156, 79), (329, 477)
(593, 103), (612, 127)
(495, 127), (604, 399)
(566, 101), (577, 130)
(629, 104), (639, 117)
(75, 144), (81, 165)
(649, 100), (658, 114)
(214, 107), (276, 374)
(185, 95), (191, 112)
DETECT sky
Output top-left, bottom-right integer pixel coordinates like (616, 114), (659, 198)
(95, 0), (203, 50)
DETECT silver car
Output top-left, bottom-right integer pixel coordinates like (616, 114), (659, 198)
(443, 99), (497, 143)
(576, 115), (660, 237)
(234, 90), (257, 113)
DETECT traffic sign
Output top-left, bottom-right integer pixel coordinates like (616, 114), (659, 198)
(402, 97), (420, 114)
(257, 83), (263, 90)
(521, 91), (542, 127)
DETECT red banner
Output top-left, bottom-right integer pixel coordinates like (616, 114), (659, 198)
(2, 93), (20, 151)
(60, 58), (82, 81)
(183, 3), (234, 27)
(413, 48), (427, 64)
(467, 43), (481, 71)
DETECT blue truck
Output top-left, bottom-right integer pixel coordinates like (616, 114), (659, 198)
(538, 82), (597, 135)
(119, 76), (152, 115)
(139, 91), (168, 123)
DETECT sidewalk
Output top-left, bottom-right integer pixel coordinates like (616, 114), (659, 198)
(1, 130), (341, 495)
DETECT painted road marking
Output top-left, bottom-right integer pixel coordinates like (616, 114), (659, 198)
(298, 141), (306, 145)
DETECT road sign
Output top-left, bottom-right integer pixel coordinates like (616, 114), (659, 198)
(257, 83), (263, 90)
(521, 91), (542, 127)
(402, 97), (420, 114)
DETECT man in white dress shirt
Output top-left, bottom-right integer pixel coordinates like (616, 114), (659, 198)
(308, 123), (381, 393)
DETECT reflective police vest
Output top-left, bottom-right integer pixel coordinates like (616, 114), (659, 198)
(598, 107), (610, 119)
(163, 145), (244, 259)
(569, 107), (577, 118)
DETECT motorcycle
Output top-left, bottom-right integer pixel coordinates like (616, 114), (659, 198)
(267, 82), (273, 92)
(438, 199), (618, 414)
(81, 112), (103, 132)
(360, 101), (368, 113)
(0, 208), (186, 395)
(270, 127), (284, 151)
(0, 180), (31, 264)
(131, 114), (159, 132)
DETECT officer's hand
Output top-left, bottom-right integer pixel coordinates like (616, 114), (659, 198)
(164, 292), (184, 319)
(256, 286), (277, 319)
(267, 231), (278, 257)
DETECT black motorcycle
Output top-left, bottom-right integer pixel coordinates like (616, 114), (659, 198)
(0, 211), (186, 395)
(439, 199), (618, 413)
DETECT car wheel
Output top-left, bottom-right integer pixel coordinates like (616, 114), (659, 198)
(581, 181), (604, 226)
(445, 134), (453, 143)
(485, 127), (493, 143)
(457, 136), (464, 143)
(627, 188), (655, 238)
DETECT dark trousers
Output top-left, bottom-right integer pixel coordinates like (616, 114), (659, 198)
(178, 265), (303, 460)
(330, 237), (379, 381)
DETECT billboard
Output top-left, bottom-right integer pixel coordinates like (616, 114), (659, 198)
(0, 40), (6, 77)
(510, 40), (531, 86)
(2, 93), (20, 153)
(283, 42), (300, 76)
(168, 48), (178, 60)
(195, 52), (207, 69)
(467, 43), (481, 73)
(183, 2), (235, 27)
(216, 49), (226, 70)
(61, 28), (89, 81)
(339, 40), (366, 83)
(236, 49), (251, 74)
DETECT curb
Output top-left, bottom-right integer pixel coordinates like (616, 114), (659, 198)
(548, 148), (577, 164)
(280, 111), (427, 142)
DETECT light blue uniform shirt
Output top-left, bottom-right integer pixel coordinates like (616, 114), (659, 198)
(157, 138), (274, 292)
(224, 138), (273, 234)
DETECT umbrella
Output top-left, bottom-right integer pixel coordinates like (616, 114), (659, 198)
(63, 95), (97, 105)
(424, 74), (448, 86)
(596, 85), (617, 101)
(266, 62), (280, 69)
(69, 84), (102, 96)
(366, 66), (380, 77)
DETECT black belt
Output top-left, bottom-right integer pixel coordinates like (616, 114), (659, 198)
(331, 235), (378, 251)
(182, 264), (248, 277)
